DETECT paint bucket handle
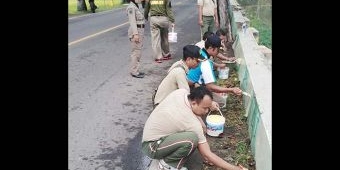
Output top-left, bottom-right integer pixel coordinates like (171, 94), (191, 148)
(207, 107), (224, 118)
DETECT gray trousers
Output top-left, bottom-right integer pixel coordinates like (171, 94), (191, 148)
(142, 131), (199, 169)
(130, 28), (144, 75)
(150, 16), (170, 60)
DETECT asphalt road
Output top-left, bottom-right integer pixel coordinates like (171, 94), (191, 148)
(68, 0), (201, 169)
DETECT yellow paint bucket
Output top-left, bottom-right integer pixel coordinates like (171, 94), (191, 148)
(206, 109), (225, 137)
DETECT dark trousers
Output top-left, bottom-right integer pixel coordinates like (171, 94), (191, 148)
(89, 0), (97, 12)
(142, 131), (199, 168)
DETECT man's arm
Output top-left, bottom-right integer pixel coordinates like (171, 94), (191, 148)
(213, 7), (219, 28)
(144, 0), (150, 20)
(213, 62), (226, 69)
(197, 4), (203, 26)
(216, 53), (228, 60)
(165, 0), (175, 23)
(197, 116), (207, 134)
(198, 142), (246, 170)
(216, 53), (236, 62)
(175, 69), (190, 92)
(127, 7), (140, 42)
(205, 83), (242, 95)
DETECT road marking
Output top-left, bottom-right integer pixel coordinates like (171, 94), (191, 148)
(68, 22), (128, 46)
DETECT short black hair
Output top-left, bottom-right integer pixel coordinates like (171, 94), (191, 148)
(188, 86), (213, 104)
(202, 31), (214, 41)
(183, 44), (204, 60)
(205, 34), (221, 49)
(216, 28), (227, 36)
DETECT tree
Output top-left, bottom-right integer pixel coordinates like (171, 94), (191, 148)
(77, 0), (88, 11)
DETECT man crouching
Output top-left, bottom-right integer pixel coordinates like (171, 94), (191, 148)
(142, 86), (247, 170)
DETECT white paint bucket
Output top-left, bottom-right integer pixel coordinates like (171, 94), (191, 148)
(219, 93), (228, 108)
(218, 67), (229, 79)
(168, 27), (177, 43)
(206, 109), (225, 137)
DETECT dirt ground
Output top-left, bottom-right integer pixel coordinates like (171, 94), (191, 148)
(202, 43), (256, 170)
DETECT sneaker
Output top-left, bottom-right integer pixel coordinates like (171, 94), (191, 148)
(158, 159), (188, 170)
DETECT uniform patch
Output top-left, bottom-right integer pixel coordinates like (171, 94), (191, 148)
(150, 1), (164, 5)
(128, 9), (133, 14)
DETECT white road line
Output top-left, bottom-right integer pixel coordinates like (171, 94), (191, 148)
(68, 22), (128, 46)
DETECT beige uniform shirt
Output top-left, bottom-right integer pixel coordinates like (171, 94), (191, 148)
(127, 2), (145, 39)
(197, 0), (217, 16)
(143, 89), (207, 144)
(154, 60), (189, 105)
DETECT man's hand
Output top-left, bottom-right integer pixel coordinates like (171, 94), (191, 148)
(210, 101), (220, 111)
(226, 57), (236, 62)
(132, 34), (140, 43)
(198, 19), (203, 26)
(238, 164), (248, 170)
(215, 20), (219, 29)
(232, 87), (242, 96)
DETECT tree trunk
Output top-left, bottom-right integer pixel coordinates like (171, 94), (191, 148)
(77, 0), (88, 11)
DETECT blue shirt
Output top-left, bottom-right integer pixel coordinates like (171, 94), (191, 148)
(187, 49), (216, 84)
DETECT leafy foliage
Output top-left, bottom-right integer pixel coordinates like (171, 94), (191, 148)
(68, 0), (124, 15)
(250, 17), (272, 49)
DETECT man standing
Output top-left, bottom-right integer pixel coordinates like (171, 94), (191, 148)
(144, 0), (175, 63)
(197, 0), (219, 39)
(127, 0), (146, 78)
(142, 87), (248, 170)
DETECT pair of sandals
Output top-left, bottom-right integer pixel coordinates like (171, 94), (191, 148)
(155, 54), (172, 63)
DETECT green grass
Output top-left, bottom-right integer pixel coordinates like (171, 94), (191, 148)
(237, 0), (272, 49)
(235, 140), (250, 165)
(68, 0), (125, 16)
(249, 17), (272, 49)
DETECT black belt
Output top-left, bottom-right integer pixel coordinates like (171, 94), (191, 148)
(153, 103), (159, 109)
(151, 15), (163, 17)
(137, 24), (145, 28)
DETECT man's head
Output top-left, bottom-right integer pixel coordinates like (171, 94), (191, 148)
(188, 86), (213, 116)
(183, 45), (205, 69)
(204, 34), (221, 57)
(202, 31), (214, 41)
(216, 29), (227, 42)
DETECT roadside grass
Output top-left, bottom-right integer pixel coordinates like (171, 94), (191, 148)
(68, 0), (125, 17)
(249, 17), (272, 49)
(242, 4), (272, 49)
(235, 140), (249, 165)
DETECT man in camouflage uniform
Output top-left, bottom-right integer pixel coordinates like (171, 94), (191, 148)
(144, 0), (175, 63)
(127, 0), (146, 78)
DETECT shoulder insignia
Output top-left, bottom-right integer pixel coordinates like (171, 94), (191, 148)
(128, 9), (133, 14)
